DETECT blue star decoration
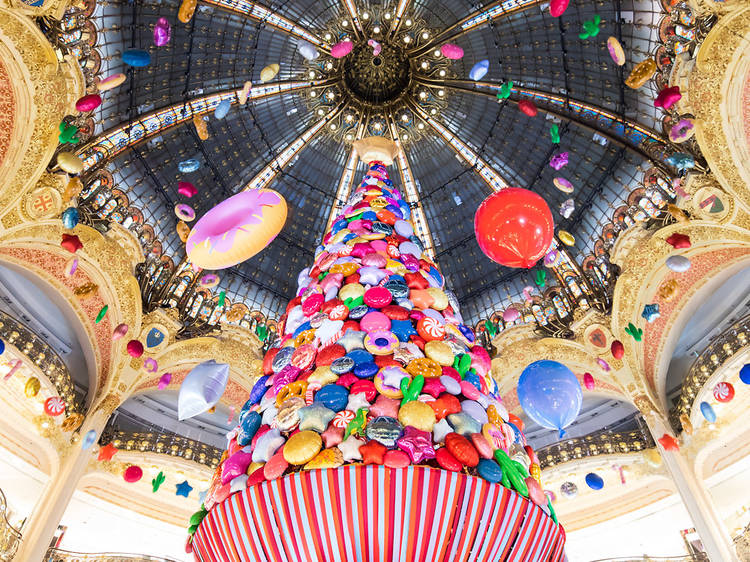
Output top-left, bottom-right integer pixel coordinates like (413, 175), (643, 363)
(391, 319), (417, 342)
(641, 303), (660, 323)
(176, 480), (193, 498)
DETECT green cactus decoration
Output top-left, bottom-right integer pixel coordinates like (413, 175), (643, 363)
(624, 322), (643, 342)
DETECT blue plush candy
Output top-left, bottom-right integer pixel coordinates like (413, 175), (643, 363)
(463, 372), (482, 391)
(314, 384), (349, 412)
(477, 459), (503, 483)
(354, 361), (378, 379)
(247, 375), (269, 405)
(700, 401), (716, 423)
(347, 349), (373, 364)
(293, 321), (312, 338)
(585, 472), (604, 490)
(237, 411), (261, 446)
(740, 363), (750, 385)
(458, 324), (475, 343)
(178, 159), (200, 173)
(214, 99), (231, 119)
(469, 59), (490, 81)
(330, 356), (354, 374)
(361, 211), (377, 221)
(343, 232), (358, 243)
(385, 204), (403, 219)
(122, 49), (151, 67)
(61, 207), (79, 229)
(399, 201), (411, 220)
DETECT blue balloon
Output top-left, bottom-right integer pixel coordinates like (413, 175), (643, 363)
(700, 401), (716, 423)
(178, 158), (200, 173)
(214, 99), (231, 120)
(82, 429), (97, 450)
(740, 363), (750, 385)
(0, 339), (4, 355)
(585, 472), (604, 490)
(469, 59), (489, 81)
(122, 49), (151, 67)
(61, 207), (79, 229)
(517, 360), (582, 437)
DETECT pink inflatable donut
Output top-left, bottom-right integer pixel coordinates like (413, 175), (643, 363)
(175, 203), (196, 222)
(364, 331), (399, 356)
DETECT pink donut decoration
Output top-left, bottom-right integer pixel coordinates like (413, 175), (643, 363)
(364, 331), (399, 355)
(175, 203), (196, 222)
(441, 44), (464, 60)
(669, 118), (695, 143)
(76, 94), (102, 112)
(331, 41), (354, 59)
(200, 273), (220, 287)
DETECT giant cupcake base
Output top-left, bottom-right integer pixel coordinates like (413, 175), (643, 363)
(193, 465), (565, 561)
(189, 141), (565, 561)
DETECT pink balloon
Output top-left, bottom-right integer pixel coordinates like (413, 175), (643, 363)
(123, 465), (143, 483)
(127, 339), (144, 358)
(583, 372), (595, 391)
(331, 41), (353, 59)
(154, 17), (171, 46)
(75, 94), (102, 112)
(503, 307), (520, 323)
(441, 44), (464, 60)
(549, 0), (569, 17)
(178, 181), (197, 197)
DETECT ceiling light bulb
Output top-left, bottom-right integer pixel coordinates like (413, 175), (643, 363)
(421, 61), (429, 69)
(330, 123), (337, 129)
(434, 49), (441, 57)
(373, 26), (381, 33)
(438, 89), (445, 96)
(403, 36), (411, 43)
(362, 12), (369, 19)
(402, 134), (408, 140)
(422, 32), (429, 39)
(318, 109), (325, 115)
(326, 62), (333, 70)
(384, 13), (391, 19)
(310, 91), (317, 97)
(342, 20), (348, 26)
(346, 115), (353, 122)
(401, 114), (409, 121)
(325, 33), (331, 40)
(405, 19), (412, 26)
(419, 91), (427, 99)
(430, 108), (437, 115)
(309, 71), (316, 78)
(346, 134), (353, 140)
(439, 69), (446, 77)
(374, 123), (382, 130)
(418, 122), (424, 129)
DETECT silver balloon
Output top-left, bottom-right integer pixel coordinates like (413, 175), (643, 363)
(559, 198), (575, 219)
(298, 41), (319, 60)
(560, 481), (578, 499)
(178, 360), (230, 420)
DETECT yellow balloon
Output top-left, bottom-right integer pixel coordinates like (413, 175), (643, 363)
(193, 115), (209, 140)
(625, 58), (657, 89)
(283, 430), (322, 465)
(558, 230), (575, 246)
(397, 400), (436, 432)
(260, 64), (280, 83)
(96, 73), (127, 92)
(427, 287), (449, 310)
(61, 413), (84, 432)
(424, 340), (454, 366)
(304, 447), (343, 470)
(57, 152), (83, 175)
(178, 0), (196, 23)
(24, 377), (41, 398)
(176, 221), (190, 243)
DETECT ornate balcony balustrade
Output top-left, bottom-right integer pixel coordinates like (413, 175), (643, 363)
(45, 549), (180, 562)
(0, 489), (22, 562)
(670, 313), (750, 432)
(0, 310), (84, 416)
(536, 423), (656, 470)
(100, 428), (223, 470)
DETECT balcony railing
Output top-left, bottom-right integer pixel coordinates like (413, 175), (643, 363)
(536, 423), (656, 469)
(0, 310), (84, 416)
(100, 429), (223, 470)
(45, 549), (181, 561)
(670, 313), (750, 432)
(0, 489), (21, 562)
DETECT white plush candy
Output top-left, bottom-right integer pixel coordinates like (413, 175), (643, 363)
(298, 41), (319, 60)
(178, 360), (229, 420)
(666, 255), (691, 272)
(469, 59), (489, 81)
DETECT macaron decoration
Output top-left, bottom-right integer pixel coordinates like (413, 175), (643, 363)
(200, 161), (546, 518)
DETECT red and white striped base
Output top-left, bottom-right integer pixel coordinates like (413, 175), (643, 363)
(193, 465), (565, 561)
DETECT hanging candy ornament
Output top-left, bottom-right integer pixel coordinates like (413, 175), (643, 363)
(122, 49), (151, 68)
(82, 429), (97, 450)
(469, 60), (489, 81)
(654, 86), (682, 110)
(260, 64), (280, 82)
(549, 0), (569, 17)
(178, 159), (200, 173)
(474, 188), (554, 268)
(178, 0), (197, 22)
(585, 472), (604, 490)
(518, 360), (582, 437)
(669, 118), (695, 143)
(578, 15), (602, 40)
(112, 323), (129, 340)
(625, 58), (657, 89)
(497, 81), (513, 99)
(679, 413), (693, 435)
(153, 17), (171, 46)
(44, 396), (66, 416)
(96, 73), (127, 92)
(61, 413), (84, 432)
(215, 99), (231, 120)
(239, 81), (252, 105)
(558, 230), (575, 246)
(193, 116), (209, 140)
(553, 177), (574, 193)
(518, 100), (538, 117)
(178, 360), (230, 420)
(559, 199), (575, 219)
(666, 255), (691, 273)
(64, 257), (78, 277)
(560, 481), (578, 498)
(440, 44), (464, 59)
(606, 37), (625, 66)
(24, 377), (41, 397)
(700, 401), (716, 423)
(331, 41), (354, 59)
(75, 94), (102, 113)
(178, 181), (198, 198)
(713, 381), (734, 403)
(503, 307), (520, 323)
(549, 124), (561, 144)
(158, 372), (173, 389)
(658, 433), (679, 452)
(549, 152), (569, 170)
(61, 234), (83, 253)
(610, 340), (624, 359)
(368, 39), (382, 56)
(127, 340), (144, 358)
(61, 207), (79, 230)
(123, 465), (144, 483)
(95, 305), (108, 324)
(740, 363), (750, 385)
(297, 41), (319, 61)
(583, 372), (595, 391)
(57, 152), (83, 175)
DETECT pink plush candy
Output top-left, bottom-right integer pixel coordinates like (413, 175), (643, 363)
(549, 0), (570, 17)
(583, 372), (595, 390)
(331, 40), (354, 59)
(126, 339), (144, 358)
(75, 94), (102, 112)
(503, 307), (520, 322)
(178, 181), (197, 197)
(153, 17), (171, 47)
(654, 86), (681, 109)
(221, 450), (252, 485)
(441, 44), (464, 60)
(158, 372), (172, 389)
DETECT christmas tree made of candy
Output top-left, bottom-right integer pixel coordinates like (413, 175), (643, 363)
(189, 139), (566, 561)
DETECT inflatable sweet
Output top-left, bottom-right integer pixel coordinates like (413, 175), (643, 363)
(178, 159), (200, 173)
(186, 189), (287, 269)
(122, 49), (151, 67)
(178, 181), (197, 197)
(298, 41), (319, 60)
(607, 36), (625, 65)
(441, 43), (464, 59)
(57, 152), (83, 174)
(178, 360), (230, 420)
(654, 86), (682, 109)
(75, 94), (102, 112)
(178, 0), (196, 22)
(260, 64), (280, 82)
(469, 60), (489, 81)
(518, 360), (581, 437)
(96, 73), (126, 91)
(518, 99), (538, 116)
(549, 0), (569, 17)
(215, 99), (231, 119)
(154, 17), (171, 46)
(331, 40), (353, 59)
(625, 58), (657, 89)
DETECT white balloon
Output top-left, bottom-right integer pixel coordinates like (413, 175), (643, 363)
(469, 60), (489, 81)
(298, 41), (319, 60)
(178, 360), (230, 420)
(666, 254), (691, 272)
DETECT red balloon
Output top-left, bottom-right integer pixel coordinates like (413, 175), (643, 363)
(611, 340), (624, 359)
(123, 465), (143, 483)
(518, 100), (538, 117)
(474, 188), (554, 268)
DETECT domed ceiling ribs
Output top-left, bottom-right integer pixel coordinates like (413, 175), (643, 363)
(327, 116), (370, 232)
(407, 100), (511, 192)
(77, 80), (327, 173)
(244, 103), (344, 190)
(410, 0), (545, 57)
(388, 0), (412, 39)
(201, 0), (330, 49)
(341, 0), (364, 39)
(417, 78), (674, 171)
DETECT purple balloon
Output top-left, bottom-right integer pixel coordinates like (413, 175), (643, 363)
(154, 17), (171, 47)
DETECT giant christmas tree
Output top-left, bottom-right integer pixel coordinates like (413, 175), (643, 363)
(188, 138), (566, 561)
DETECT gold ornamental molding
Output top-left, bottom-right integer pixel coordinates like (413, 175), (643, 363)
(689, 5), (750, 212)
(0, 6), (83, 225)
(0, 221), (143, 405)
(610, 220), (750, 410)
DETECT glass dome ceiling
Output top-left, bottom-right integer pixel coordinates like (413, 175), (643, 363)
(72, 0), (678, 324)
